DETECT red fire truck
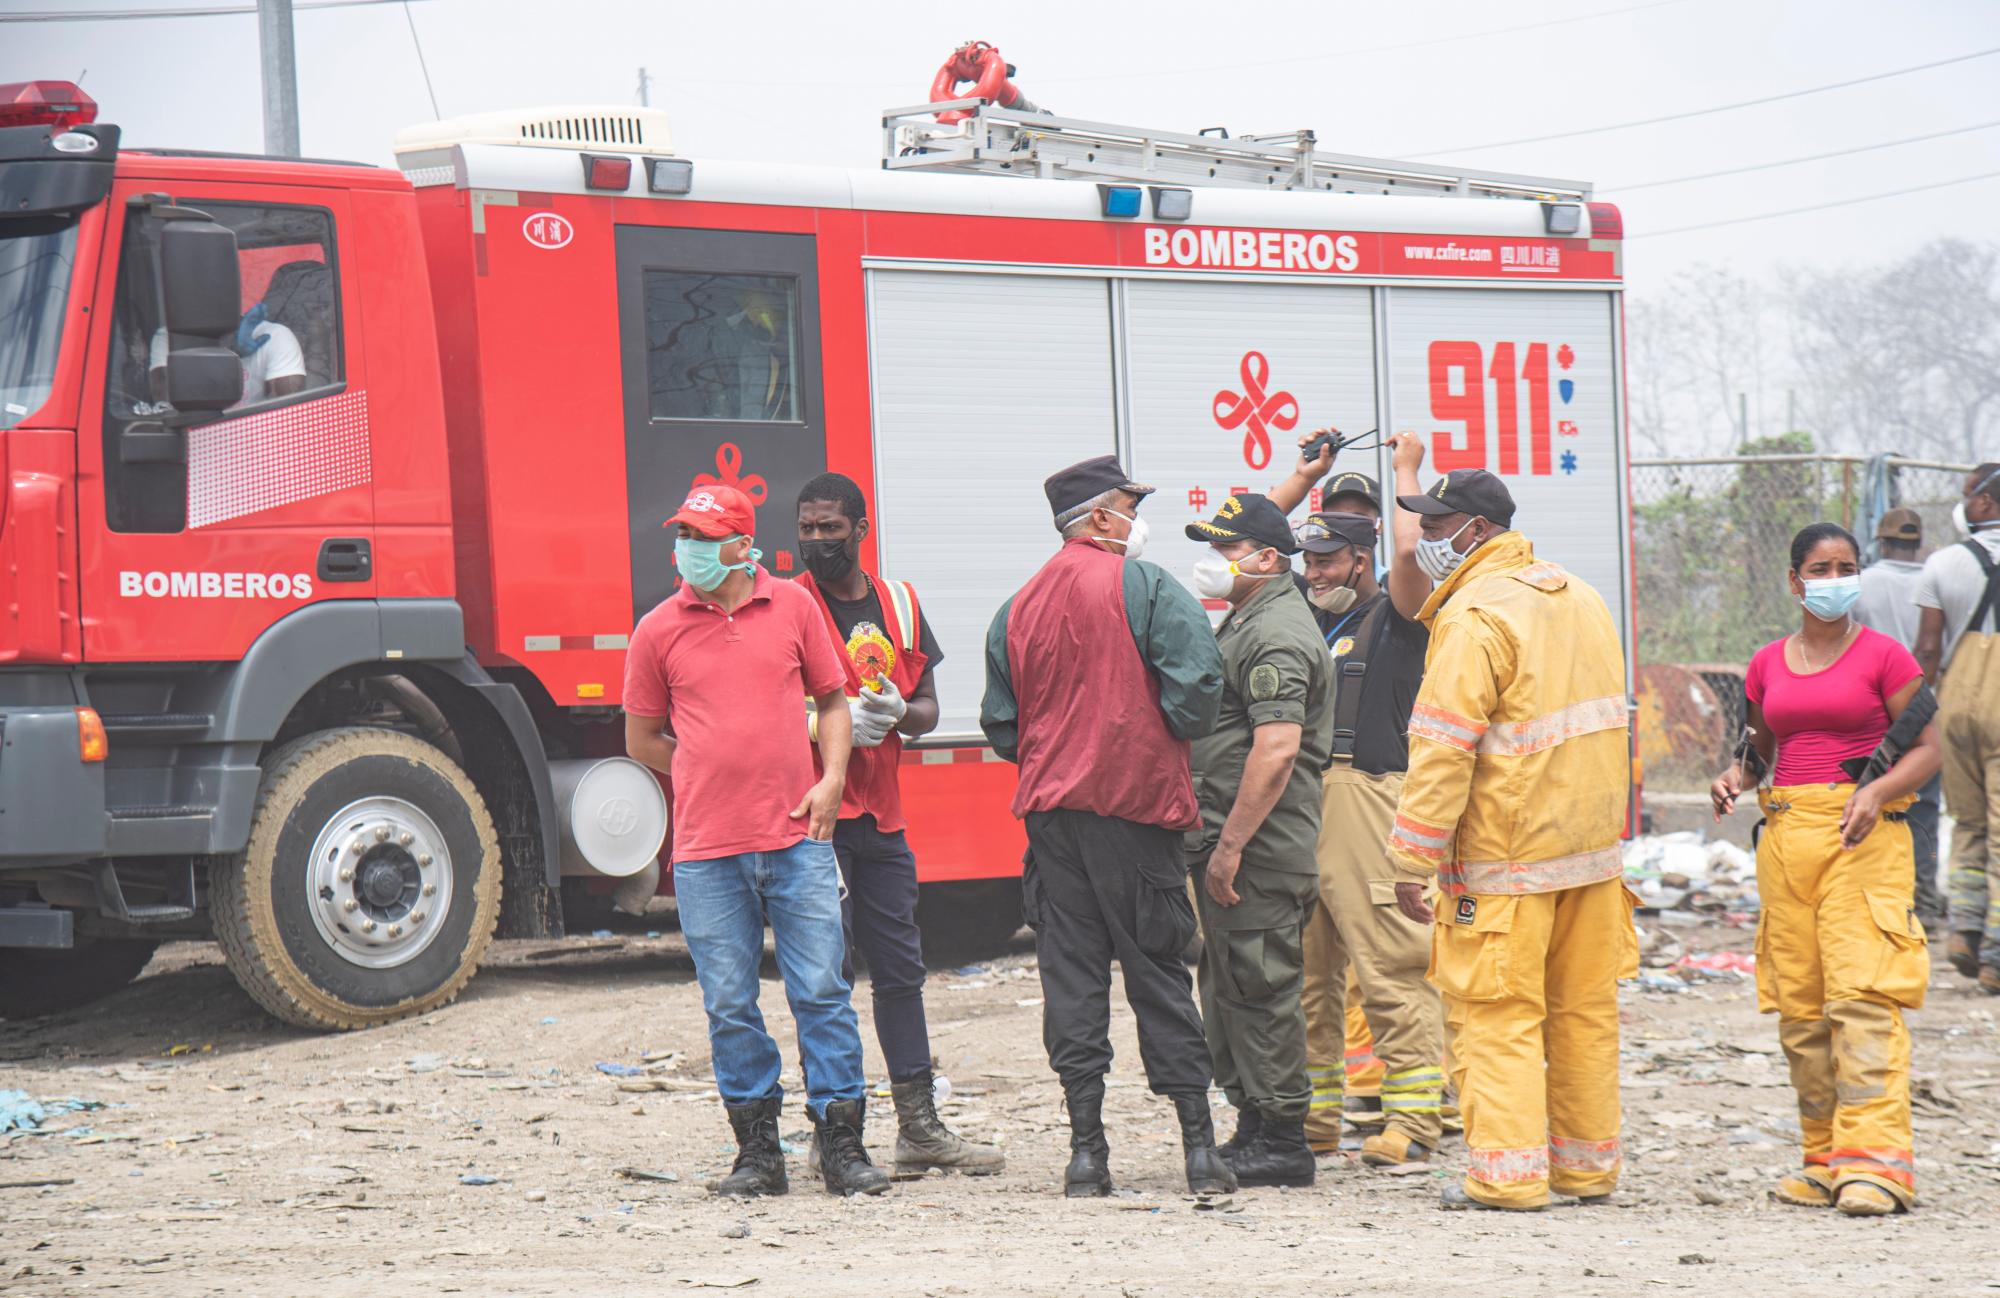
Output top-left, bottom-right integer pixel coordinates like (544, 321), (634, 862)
(0, 76), (1637, 1028)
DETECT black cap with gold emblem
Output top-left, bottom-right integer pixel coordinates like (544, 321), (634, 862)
(1323, 470), (1380, 513)
(1396, 468), (1516, 530)
(1184, 492), (1301, 555)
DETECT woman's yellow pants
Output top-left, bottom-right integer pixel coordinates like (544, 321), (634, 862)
(1756, 784), (1930, 1208)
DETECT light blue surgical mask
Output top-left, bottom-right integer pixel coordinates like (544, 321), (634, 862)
(1799, 575), (1862, 622)
(675, 535), (760, 591)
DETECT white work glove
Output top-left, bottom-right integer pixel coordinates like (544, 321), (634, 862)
(848, 696), (895, 749)
(858, 678), (908, 726)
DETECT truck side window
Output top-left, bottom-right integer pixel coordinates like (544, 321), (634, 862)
(103, 202), (343, 534)
(643, 271), (799, 423)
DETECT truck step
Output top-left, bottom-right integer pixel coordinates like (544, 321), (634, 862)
(117, 903), (197, 923)
(107, 804), (211, 820)
(97, 713), (213, 738)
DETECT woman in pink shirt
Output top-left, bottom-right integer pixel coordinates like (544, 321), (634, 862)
(1711, 522), (1941, 1217)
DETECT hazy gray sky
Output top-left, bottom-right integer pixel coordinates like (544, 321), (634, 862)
(6, 0), (1998, 293)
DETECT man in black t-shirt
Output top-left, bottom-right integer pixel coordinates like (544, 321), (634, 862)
(796, 473), (1002, 1178)
(1267, 431), (1447, 1168)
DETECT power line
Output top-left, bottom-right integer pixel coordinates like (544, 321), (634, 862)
(1632, 170), (2000, 238)
(0, 0), (424, 21)
(1028, 0), (1694, 85)
(403, 0), (439, 120)
(1406, 45), (2000, 157)
(650, 0), (1695, 90)
(1608, 119), (2000, 191)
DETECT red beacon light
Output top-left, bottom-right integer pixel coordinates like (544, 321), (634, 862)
(0, 81), (99, 131)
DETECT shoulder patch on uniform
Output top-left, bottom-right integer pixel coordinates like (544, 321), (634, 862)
(1454, 896), (1478, 926)
(1248, 663), (1282, 701)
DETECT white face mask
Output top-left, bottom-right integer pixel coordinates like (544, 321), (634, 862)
(1092, 509), (1149, 560)
(1415, 519), (1478, 584)
(1958, 468), (2000, 536)
(1192, 548), (1279, 599)
(1309, 584), (1360, 614)
(1307, 552), (1365, 613)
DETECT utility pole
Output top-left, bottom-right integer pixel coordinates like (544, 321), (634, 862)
(637, 67), (654, 108)
(258, 0), (300, 158)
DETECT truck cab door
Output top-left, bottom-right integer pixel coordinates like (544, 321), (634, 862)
(78, 182), (373, 662)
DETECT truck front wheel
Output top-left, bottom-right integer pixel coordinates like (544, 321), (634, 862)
(0, 938), (160, 1020)
(211, 727), (501, 1030)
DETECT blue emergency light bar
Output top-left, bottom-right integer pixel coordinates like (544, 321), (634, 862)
(1097, 184), (1142, 218)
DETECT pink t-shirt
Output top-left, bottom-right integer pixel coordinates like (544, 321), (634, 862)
(623, 568), (848, 863)
(1743, 626), (1922, 787)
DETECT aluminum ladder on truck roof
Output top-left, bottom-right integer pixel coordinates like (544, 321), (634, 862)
(882, 100), (1591, 201)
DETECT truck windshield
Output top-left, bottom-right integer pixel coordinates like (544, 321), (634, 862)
(0, 216), (80, 430)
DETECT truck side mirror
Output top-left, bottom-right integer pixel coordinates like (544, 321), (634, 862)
(165, 348), (244, 413)
(154, 215), (245, 413)
(159, 217), (241, 336)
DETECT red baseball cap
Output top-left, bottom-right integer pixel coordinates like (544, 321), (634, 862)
(666, 484), (755, 539)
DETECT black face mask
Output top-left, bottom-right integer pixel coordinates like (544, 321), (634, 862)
(800, 537), (856, 585)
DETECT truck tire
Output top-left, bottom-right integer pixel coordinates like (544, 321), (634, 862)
(0, 938), (160, 1020)
(915, 879), (1025, 966)
(211, 727), (501, 1030)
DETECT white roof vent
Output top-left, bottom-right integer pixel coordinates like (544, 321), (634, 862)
(394, 105), (675, 157)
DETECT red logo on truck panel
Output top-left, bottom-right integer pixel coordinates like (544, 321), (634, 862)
(690, 442), (769, 506)
(522, 212), (574, 250)
(1212, 351), (1298, 471)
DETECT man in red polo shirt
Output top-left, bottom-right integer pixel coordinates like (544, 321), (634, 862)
(624, 483), (888, 1199)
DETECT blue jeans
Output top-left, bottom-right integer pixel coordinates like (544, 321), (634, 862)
(673, 837), (866, 1118)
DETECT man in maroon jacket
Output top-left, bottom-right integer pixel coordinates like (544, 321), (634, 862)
(981, 454), (1232, 1198)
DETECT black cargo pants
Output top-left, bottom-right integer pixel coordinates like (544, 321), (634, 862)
(1023, 808), (1210, 1098)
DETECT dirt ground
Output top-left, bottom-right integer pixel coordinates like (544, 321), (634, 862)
(4, 911), (1998, 1298)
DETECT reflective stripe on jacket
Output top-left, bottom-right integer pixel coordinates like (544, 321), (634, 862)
(1387, 532), (1630, 896)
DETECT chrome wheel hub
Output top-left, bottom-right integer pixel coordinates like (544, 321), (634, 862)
(306, 796), (452, 969)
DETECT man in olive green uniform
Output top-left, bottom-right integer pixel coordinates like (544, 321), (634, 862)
(1184, 493), (1334, 1189)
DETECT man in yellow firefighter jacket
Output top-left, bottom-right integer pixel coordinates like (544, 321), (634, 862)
(1385, 469), (1636, 1211)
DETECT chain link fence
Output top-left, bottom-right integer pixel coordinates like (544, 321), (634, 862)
(1631, 453), (1973, 794)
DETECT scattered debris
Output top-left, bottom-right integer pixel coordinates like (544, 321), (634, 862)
(458, 1174), (499, 1186)
(1673, 952), (1757, 981)
(595, 1062), (646, 1078)
(0, 1091), (104, 1134)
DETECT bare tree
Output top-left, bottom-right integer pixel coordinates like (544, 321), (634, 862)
(1627, 264), (1781, 457)
(1785, 239), (2000, 462)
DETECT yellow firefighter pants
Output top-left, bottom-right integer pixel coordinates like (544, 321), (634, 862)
(1345, 995), (1385, 1100)
(1302, 980), (1391, 1144)
(1302, 766), (1445, 1149)
(1756, 784), (1928, 1207)
(1432, 875), (1637, 1209)
(1941, 635), (2000, 949)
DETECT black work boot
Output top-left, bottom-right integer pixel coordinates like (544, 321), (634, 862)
(1173, 1094), (1238, 1196)
(1062, 1078), (1113, 1198)
(812, 1098), (891, 1197)
(714, 1097), (787, 1198)
(1227, 1113), (1316, 1189)
(1948, 930), (1982, 979)
(1216, 1104), (1261, 1160)
(891, 1072), (1005, 1176)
